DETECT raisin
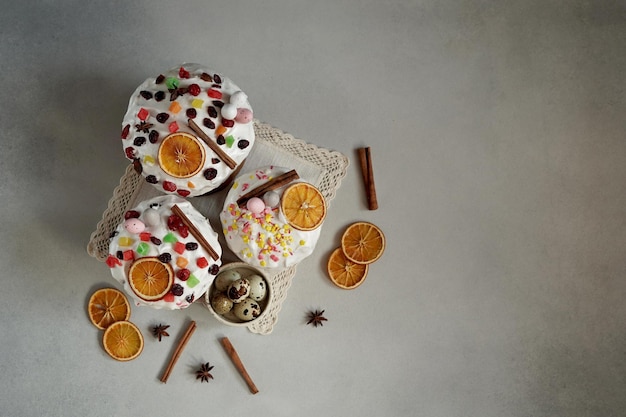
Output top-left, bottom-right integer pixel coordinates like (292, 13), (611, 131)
(133, 159), (143, 174)
(212, 100), (224, 108)
(185, 242), (198, 251)
(155, 91), (166, 101)
(156, 112), (169, 123)
(124, 210), (141, 219)
(145, 175), (158, 184)
(149, 130), (159, 143)
(155, 74), (165, 84)
(237, 139), (250, 149)
(203, 168), (217, 180)
(116, 250), (124, 260)
(213, 74), (222, 83)
(133, 136), (146, 146)
(200, 72), (212, 82)
(150, 236), (162, 245)
(207, 106), (218, 118)
(171, 284), (184, 296)
(202, 118), (215, 130)
(222, 119), (234, 128)
(140, 90), (153, 100)
(208, 264), (220, 275)
(157, 253), (171, 263)
(185, 294), (195, 303)
(216, 136), (225, 145)
(186, 108), (197, 119)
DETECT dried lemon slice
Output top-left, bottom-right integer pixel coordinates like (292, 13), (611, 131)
(87, 288), (131, 330)
(102, 321), (144, 361)
(280, 182), (326, 231)
(157, 132), (206, 178)
(327, 248), (369, 290)
(340, 222), (385, 264)
(128, 257), (174, 301)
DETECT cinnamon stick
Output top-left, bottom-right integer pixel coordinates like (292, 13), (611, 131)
(160, 320), (197, 383)
(236, 169), (299, 207)
(358, 147), (378, 210)
(187, 118), (237, 169)
(171, 205), (219, 260)
(220, 337), (259, 394)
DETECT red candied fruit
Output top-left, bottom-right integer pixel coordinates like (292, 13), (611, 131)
(124, 210), (141, 219)
(121, 124), (131, 139)
(139, 232), (151, 242)
(188, 84), (201, 96)
(122, 250), (135, 261)
(106, 255), (122, 268)
(222, 119), (234, 128)
(163, 293), (175, 303)
(163, 181), (177, 192)
(179, 67), (190, 79)
(174, 242), (186, 254)
(137, 108), (149, 121)
(176, 269), (191, 281)
(196, 257), (209, 268)
(207, 89), (222, 99)
(168, 121), (179, 133)
(177, 189), (191, 197)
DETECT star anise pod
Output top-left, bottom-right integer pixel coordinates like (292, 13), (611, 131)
(169, 87), (188, 101)
(307, 309), (328, 327)
(196, 362), (214, 383)
(152, 324), (170, 341)
(135, 120), (154, 133)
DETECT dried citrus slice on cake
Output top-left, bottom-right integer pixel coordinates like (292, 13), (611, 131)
(128, 257), (174, 301)
(102, 320), (144, 361)
(280, 182), (327, 231)
(157, 132), (206, 178)
(340, 221), (385, 264)
(87, 288), (131, 330)
(327, 247), (369, 289)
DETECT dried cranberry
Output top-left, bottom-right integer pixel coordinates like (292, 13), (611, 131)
(150, 236), (162, 245)
(207, 106), (218, 118)
(237, 139), (250, 149)
(177, 189), (190, 197)
(149, 130), (159, 143)
(133, 136), (146, 146)
(156, 112), (169, 123)
(178, 225), (189, 238)
(207, 89), (222, 99)
(203, 168), (217, 180)
(145, 175), (158, 184)
(121, 124), (131, 139)
(186, 108), (197, 119)
(140, 90), (153, 100)
(202, 118), (215, 129)
(208, 264), (220, 275)
(124, 210), (141, 219)
(176, 269), (190, 281)
(162, 181), (177, 192)
(155, 91), (166, 101)
(167, 214), (183, 231)
(222, 119), (234, 128)
(178, 67), (190, 79)
(133, 159), (143, 174)
(188, 83), (201, 96)
(157, 253), (172, 263)
(125, 147), (136, 160)
(185, 242), (198, 251)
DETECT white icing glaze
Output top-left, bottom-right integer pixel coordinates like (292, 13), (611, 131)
(220, 166), (322, 269)
(107, 195), (222, 309)
(121, 63), (254, 196)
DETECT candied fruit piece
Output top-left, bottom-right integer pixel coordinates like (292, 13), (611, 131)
(168, 121), (179, 133)
(216, 125), (227, 136)
(139, 232), (151, 241)
(118, 237), (134, 247)
(163, 293), (175, 302)
(137, 108), (149, 120)
(169, 101), (182, 114)
(137, 242), (150, 256)
(123, 250), (134, 261)
(165, 77), (179, 90)
(196, 257), (209, 268)
(176, 257), (189, 268)
(143, 155), (155, 166)
(174, 242), (185, 254)
(191, 99), (203, 109)
(207, 89), (222, 99)
(106, 255), (122, 268)
(163, 232), (178, 243)
(225, 135), (235, 148)
(186, 274), (200, 288)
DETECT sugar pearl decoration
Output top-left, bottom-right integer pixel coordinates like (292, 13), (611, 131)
(143, 209), (160, 227)
(246, 197), (266, 214)
(221, 103), (238, 120)
(230, 91), (248, 106)
(262, 191), (280, 208)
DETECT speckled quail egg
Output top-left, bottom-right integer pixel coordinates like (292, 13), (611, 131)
(227, 278), (250, 303)
(210, 292), (233, 315)
(215, 270), (241, 292)
(247, 274), (267, 301)
(233, 298), (262, 321)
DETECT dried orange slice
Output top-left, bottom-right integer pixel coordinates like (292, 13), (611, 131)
(128, 257), (174, 301)
(157, 132), (206, 178)
(102, 320), (144, 361)
(327, 247), (369, 289)
(340, 221), (385, 264)
(87, 288), (131, 330)
(280, 182), (326, 231)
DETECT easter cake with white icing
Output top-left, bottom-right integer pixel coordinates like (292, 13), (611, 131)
(106, 195), (222, 309)
(121, 63), (254, 197)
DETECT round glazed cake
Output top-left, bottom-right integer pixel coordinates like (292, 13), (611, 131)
(106, 195), (222, 309)
(220, 166), (324, 269)
(121, 63), (255, 197)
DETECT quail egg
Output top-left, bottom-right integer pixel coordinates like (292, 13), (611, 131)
(227, 278), (250, 303)
(210, 292), (233, 315)
(247, 274), (267, 301)
(215, 270), (241, 292)
(233, 298), (262, 321)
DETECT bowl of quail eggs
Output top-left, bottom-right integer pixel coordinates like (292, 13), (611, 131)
(204, 262), (271, 326)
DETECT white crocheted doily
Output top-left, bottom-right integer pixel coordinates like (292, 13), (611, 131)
(87, 120), (349, 334)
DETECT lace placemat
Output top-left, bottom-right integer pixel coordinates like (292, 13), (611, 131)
(87, 120), (349, 334)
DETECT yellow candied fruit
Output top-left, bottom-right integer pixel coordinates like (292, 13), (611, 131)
(191, 99), (204, 109)
(143, 155), (155, 166)
(169, 101), (182, 114)
(118, 237), (134, 247)
(176, 257), (188, 268)
(283, 252), (290, 257)
(260, 260), (267, 267)
(233, 182), (239, 189)
(242, 236), (249, 243)
(299, 240), (306, 246)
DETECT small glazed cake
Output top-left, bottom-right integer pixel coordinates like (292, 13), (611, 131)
(106, 195), (222, 309)
(121, 63), (254, 197)
(220, 166), (326, 269)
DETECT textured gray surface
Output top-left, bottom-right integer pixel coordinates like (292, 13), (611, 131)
(1, 1), (625, 416)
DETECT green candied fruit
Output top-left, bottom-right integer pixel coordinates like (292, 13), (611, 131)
(186, 274), (200, 288)
(136, 242), (150, 256)
(165, 77), (179, 90)
(225, 135), (235, 148)
(163, 232), (178, 243)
